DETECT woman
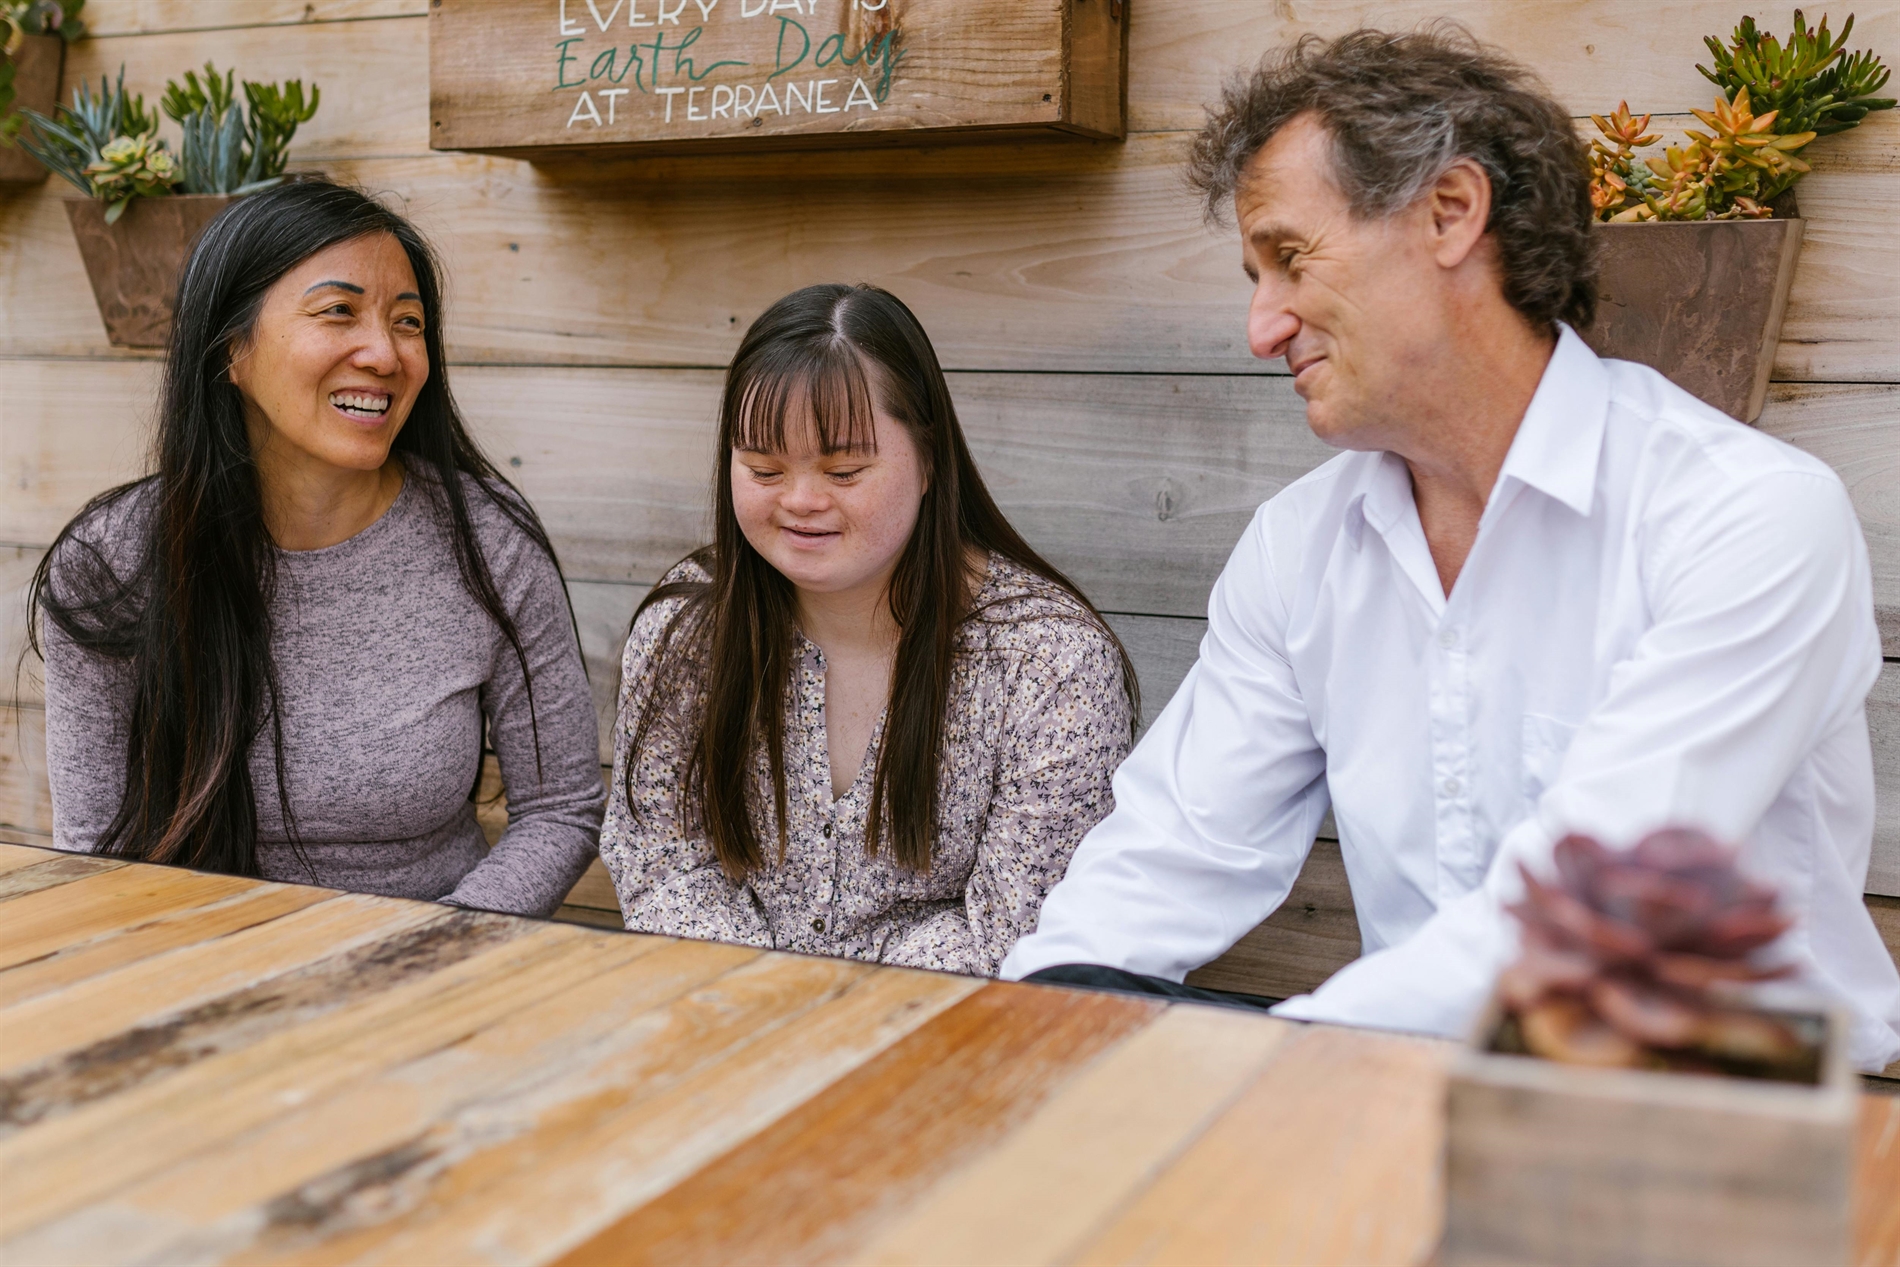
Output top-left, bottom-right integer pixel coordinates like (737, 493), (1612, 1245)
(603, 284), (1138, 975)
(31, 179), (603, 917)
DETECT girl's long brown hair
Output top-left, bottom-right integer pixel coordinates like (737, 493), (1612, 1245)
(627, 283), (1137, 878)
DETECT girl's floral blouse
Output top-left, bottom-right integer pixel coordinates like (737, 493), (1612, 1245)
(598, 554), (1135, 977)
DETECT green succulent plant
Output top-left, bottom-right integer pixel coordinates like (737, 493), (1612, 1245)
(1591, 9), (1889, 222)
(16, 65), (161, 194)
(85, 128), (178, 221)
(1700, 10), (1895, 137)
(15, 57), (317, 215)
(161, 61), (319, 195)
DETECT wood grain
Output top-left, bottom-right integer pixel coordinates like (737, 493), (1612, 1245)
(9, 362), (1894, 637)
(0, 889), (439, 1076)
(1, 546), (45, 706)
(1188, 837), (1363, 1001)
(8, 932), (716, 1266)
(80, 0), (425, 36)
(553, 982), (1160, 1267)
(6, 139), (1898, 379)
(0, 880), (333, 1010)
(61, 16), (432, 159)
(1859, 1094), (1900, 1267)
(1071, 1023), (1456, 1267)
(0, 849), (120, 902)
(0, 862), (258, 971)
(274, 958), (981, 1266)
(846, 1004), (1295, 1267)
(0, 920), (615, 1237)
(0, 705), (51, 840)
(1870, 664), (1900, 899)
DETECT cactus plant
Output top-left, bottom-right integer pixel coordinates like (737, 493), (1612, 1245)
(1589, 10), (1889, 222)
(1497, 830), (1817, 1081)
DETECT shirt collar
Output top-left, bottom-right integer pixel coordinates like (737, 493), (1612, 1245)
(1343, 323), (1609, 542)
(1492, 323), (1610, 517)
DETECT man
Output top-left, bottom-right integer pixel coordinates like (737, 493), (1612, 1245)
(1000, 28), (1900, 1070)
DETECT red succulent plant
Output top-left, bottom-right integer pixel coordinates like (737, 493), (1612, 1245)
(1499, 830), (1813, 1076)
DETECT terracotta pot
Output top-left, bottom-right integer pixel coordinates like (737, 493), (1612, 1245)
(1442, 991), (1853, 1267)
(64, 194), (236, 348)
(0, 34), (64, 185)
(1579, 218), (1805, 425)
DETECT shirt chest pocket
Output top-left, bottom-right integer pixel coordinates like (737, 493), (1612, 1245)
(1521, 713), (1581, 804)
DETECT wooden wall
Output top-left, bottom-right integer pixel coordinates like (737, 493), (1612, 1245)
(3, 3), (1898, 999)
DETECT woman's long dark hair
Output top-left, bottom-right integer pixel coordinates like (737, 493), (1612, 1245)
(26, 178), (565, 876)
(628, 283), (1138, 878)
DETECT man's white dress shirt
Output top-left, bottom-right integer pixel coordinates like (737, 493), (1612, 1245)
(1003, 328), (1900, 1071)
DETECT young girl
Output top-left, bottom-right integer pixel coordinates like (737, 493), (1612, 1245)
(602, 284), (1137, 975)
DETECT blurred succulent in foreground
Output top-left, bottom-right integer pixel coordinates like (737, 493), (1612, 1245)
(1498, 830), (1816, 1080)
(84, 128), (177, 221)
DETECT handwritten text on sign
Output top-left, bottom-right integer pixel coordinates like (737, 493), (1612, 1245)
(554, 0), (906, 131)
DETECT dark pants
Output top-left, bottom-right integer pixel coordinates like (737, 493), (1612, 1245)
(1023, 963), (1281, 1011)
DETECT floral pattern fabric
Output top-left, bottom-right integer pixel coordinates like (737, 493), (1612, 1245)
(599, 555), (1134, 977)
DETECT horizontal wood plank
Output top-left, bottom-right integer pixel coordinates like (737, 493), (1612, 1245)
(1123, 3), (1900, 133)
(0, 862), (258, 972)
(280, 958), (981, 1266)
(845, 1004), (1294, 1267)
(6, 933), (739, 1265)
(553, 982), (1160, 1266)
(14, 366), (1893, 638)
(0, 891), (438, 1078)
(68, 0), (1900, 141)
(1870, 666), (1900, 898)
(61, 15), (431, 159)
(4, 136), (1896, 379)
(0, 705), (50, 841)
(1070, 1022), (1455, 1267)
(79, 0), (424, 36)
(0, 879), (333, 1010)
(0, 920), (618, 1237)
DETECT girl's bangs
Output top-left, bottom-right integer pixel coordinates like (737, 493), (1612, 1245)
(731, 344), (878, 455)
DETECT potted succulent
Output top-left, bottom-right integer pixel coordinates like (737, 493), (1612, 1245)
(1442, 831), (1856, 1267)
(1579, 11), (1892, 424)
(0, 0), (82, 184)
(17, 61), (318, 346)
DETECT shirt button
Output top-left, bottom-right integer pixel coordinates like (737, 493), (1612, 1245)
(811, 917), (826, 932)
(1442, 776), (1461, 796)
(821, 822), (832, 838)
(1437, 628), (1457, 649)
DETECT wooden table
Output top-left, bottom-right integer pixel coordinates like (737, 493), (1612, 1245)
(0, 843), (1894, 1266)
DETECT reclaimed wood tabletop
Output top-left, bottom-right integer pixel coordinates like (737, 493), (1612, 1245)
(0, 841), (1893, 1267)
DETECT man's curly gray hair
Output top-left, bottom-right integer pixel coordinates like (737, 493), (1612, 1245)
(1187, 25), (1597, 331)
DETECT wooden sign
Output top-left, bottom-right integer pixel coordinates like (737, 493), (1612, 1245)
(429, 0), (1127, 158)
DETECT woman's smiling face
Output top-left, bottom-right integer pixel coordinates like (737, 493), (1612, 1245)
(228, 232), (430, 474)
(730, 393), (928, 600)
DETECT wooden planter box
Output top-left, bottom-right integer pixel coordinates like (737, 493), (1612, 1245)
(0, 34), (64, 185)
(430, 0), (1127, 159)
(65, 194), (235, 348)
(1579, 218), (1804, 425)
(1442, 997), (1854, 1267)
